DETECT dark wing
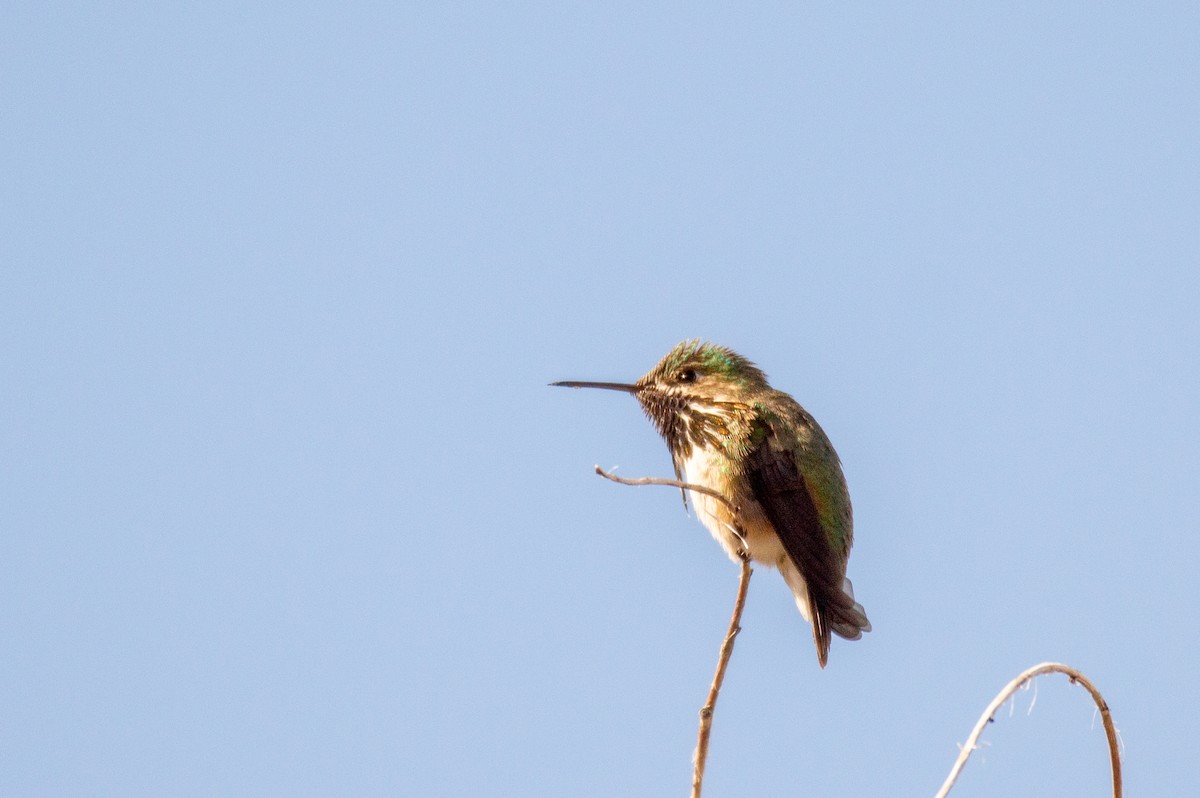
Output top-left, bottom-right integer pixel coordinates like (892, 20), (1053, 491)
(744, 433), (852, 668)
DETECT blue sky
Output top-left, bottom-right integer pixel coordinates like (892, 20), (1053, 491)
(3, 3), (1197, 796)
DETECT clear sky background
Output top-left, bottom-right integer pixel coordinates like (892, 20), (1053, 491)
(3, 4), (1197, 796)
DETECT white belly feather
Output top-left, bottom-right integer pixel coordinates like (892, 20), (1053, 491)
(679, 447), (787, 568)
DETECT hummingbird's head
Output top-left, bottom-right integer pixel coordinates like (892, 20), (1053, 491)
(550, 340), (768, 456)
(634, 340), (767, 401)
(630, 340), (767, 445)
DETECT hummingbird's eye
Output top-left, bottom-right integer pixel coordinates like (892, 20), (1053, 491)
(677, 369), (698, 383)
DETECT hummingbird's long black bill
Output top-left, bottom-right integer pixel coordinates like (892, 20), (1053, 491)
(550, 380), (639, 393)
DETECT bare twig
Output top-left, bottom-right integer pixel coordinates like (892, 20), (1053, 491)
(935, 662), (1122, 798)
(591, 465), (753, 798)
(593, 465), (738, 514)
(691, 555), (752, 798)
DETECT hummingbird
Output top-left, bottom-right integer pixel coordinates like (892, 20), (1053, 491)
(553, 340), (870, 667)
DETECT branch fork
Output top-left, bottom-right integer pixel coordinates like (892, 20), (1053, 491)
(594, 466), (752, 798)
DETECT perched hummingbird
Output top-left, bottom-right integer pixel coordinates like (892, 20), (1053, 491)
(554, 340), (870, 667)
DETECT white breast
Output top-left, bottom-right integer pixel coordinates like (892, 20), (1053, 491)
(679, 447), (786, 567)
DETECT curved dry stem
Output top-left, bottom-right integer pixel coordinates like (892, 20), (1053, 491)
(935, 661), (1122, 798)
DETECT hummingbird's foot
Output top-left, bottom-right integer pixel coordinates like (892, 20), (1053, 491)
(720, 519), (750, 560)
(731, 527), (751, 561)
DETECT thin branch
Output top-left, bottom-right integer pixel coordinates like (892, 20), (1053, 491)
(593, 465), (739, 515)
(935, 661), (1122, 798)
(591, 465), (752, 798)
(691, 555), (752, 798)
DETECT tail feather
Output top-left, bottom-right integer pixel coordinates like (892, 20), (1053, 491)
(782, 562), (870, 667)
(829, 577), (871, 640)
